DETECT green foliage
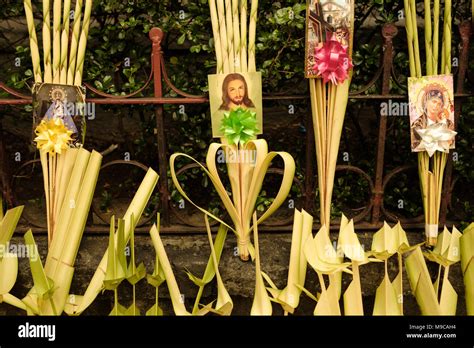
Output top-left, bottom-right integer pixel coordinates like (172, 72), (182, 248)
(372, 0), (404, 24)
(351, 42), (383, 93)
(257, 2), (306, 92)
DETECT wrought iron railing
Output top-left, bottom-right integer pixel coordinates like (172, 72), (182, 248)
(0, 23), (472, 233)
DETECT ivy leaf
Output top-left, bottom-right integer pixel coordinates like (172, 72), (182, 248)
(177, 33), (186, 45)
(220, 108), (259, 146)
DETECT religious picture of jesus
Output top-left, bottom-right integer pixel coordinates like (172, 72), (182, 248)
(208, 72), (263, 138)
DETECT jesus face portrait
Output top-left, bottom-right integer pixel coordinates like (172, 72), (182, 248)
(219, 73), (255, 111)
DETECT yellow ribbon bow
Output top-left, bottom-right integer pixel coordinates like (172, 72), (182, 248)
(34, 118), (73, 154)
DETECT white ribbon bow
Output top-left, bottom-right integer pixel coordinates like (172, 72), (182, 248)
(415, 122), (457, 157)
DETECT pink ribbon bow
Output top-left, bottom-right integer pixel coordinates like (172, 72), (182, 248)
(314, 34), (353, 85)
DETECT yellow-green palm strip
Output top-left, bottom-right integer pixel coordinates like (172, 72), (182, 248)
(74, 0), (92, 86)
(67, 0), (83, 85)
(23, 0), (43, 83)
(247, 0), (258, 72)
(52, 0), (61, 83)
(216, 0), (230, 73)
(209, 0), (224, 74)
(232, 0), (241, 72)
(225, 0), (235, 73)
(240, 0), (248, 72)
(42, 0), (52, 83)
(59, 0), (72, 84)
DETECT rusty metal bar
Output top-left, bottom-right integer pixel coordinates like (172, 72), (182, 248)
(0, 115), (14, 207)
(3, 93), (473, 105)
(371, 24), (398, 224)
(149, 27), (171, 225)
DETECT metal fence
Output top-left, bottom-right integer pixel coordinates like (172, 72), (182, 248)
(0, 23), (472, 232)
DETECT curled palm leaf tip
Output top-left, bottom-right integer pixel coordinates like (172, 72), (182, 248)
(220, 107), (259, 146)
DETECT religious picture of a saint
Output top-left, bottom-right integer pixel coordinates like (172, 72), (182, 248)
(32, 83), (87, 145)
(208, 72), (263, 138)
(408, 75), (455, 151)
(305, 0), (353, 78)
(44, 86), (79, 136)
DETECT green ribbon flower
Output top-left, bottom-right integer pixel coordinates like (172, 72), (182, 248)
(220, 107), (259, 145)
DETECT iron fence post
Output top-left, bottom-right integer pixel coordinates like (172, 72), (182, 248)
(371, 23), (397, 225)
(0, 115), (14, 207)
(150, 28), (171, 225)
